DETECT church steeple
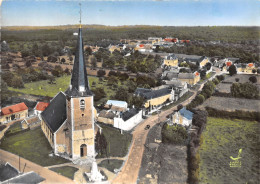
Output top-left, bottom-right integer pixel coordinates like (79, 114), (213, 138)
(65, 11), (92, 97)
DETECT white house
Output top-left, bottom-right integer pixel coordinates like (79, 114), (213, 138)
(170, 107), (193, 127)
(114, 109), (143, 131)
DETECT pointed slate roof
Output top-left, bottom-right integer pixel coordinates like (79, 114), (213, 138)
(65, 28), (93, 97)
(41, 92), (67, 133)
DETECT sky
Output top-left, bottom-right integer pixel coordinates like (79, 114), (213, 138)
(1, 0), (260, 26)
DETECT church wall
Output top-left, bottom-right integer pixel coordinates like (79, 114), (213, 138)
(55, 121), (68, 154)
(41, 119), (54, 148)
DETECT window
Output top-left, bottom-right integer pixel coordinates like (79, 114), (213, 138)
(80, 99), (85, 109)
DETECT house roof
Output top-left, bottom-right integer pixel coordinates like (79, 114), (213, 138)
(166, 54), (177, 60)
(106, 100), (127, 108)
(1, 103), (28, 116)
(0, 163), (19, 182)
(41, 92), (67, 133)
(35, 102), (49, 111)
(135, 87), (171, 99)
(2, 171), (45, 184)
(66, 28), (93, 97)
(121, 108), (139, 121)
(178, 73), (195, 79)
(179, 107), (193, 120)
(166, 72), (179, 80)
(23, 116), (41, 125)
(98, 110), (116, 119)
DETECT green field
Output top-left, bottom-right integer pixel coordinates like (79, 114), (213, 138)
(50, 166), (78, 180)
(8, 75), (126, 104)
(199, 117), (259, 184)
(0, 126), (70, 166)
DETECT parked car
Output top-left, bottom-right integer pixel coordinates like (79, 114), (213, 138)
(145, 125), (150, 130)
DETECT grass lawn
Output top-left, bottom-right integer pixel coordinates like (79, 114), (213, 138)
(0, 127), (70, 166)
(50, 166), (78, 180)
(98, 159), (123, 173)
(97, 124), (132, 158)
(8, 75), (127, 105)
(199, 117), (259, 184)
(6, 121), (23, 135)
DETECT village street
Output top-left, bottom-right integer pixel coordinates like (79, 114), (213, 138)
(112, 77), (211, 184)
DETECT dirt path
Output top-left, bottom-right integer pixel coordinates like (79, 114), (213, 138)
(0, 149), (74, 183)
(112, 89), (200, 184)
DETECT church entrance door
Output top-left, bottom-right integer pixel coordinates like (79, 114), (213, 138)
(80, 144), (87, 157)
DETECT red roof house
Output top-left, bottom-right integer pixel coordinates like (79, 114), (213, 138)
(1, 103), (28, 116)
(35, 102), (50, 112)
(226, 61), (232, 67)
(248, 63), (254, 67)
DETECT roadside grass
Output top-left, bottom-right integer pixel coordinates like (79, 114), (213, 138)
(98, 159), (123, 173)
(160, 91), (194, 111)
(6, 121), (23, 135)
(50, 166), (78, 180)
(8, 75), (127, 104)
(97, 123), (132, 158)
(199, 117), (259, 184)
(0, 127), (70, 166)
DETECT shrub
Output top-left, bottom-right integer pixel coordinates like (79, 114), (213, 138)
(11, 75), (24, 88)
(97, 70), (106, 77)
(228, 64), (237, 76)
(231, 82), (259, 99)
(249, 76), (257, 83)
(161, 123), (188, 145)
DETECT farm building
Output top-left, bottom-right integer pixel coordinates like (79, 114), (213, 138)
(0, 103), (28, 124)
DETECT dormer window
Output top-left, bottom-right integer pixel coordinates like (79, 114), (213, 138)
(80, 99), (85, 109)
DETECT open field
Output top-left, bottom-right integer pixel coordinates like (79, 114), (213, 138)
(8, 75), (127, 104)
(199, 117), (259, 184)
(0, 126), (70, 166)
(50, 166), (78, 180)
(198, 96), (260, 112)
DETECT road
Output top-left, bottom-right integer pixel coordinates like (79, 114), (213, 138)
(0, 149), (74, 183)
(112, 86), (203, 184)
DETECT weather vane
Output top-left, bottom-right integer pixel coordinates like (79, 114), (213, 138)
(79, 3), (82, 28)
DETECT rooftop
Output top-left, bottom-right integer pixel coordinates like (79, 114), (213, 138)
(1, 102), (28, 116)
(179, 107), (193, 120)
(35, 102), (49, 111)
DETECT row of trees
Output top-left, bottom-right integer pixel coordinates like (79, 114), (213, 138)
(187, 110), (208, 184)
(187, 75), (225, 110)
(231, 82), (259, 99)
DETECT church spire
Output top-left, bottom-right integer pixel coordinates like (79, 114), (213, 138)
(65, 5), (92, 97)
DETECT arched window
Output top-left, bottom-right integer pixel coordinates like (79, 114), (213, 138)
(80, 99), (85, 109)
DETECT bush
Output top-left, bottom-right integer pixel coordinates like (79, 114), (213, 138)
(228, 64), (237, 76)
(11, 75), (24, 88)
(161, 123), (188, 145)
(231, 82), (259, 99)
(97, 70), (106, 77)
(92, 87), (106, 101)
(216, 75), (225, 81)
(249, 76), (257, 83)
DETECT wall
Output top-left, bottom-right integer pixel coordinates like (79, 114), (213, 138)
(114, 110), (143, 131)
(144, 94), (172, 108)
(41, 120), (54, 148)
(164, 59), (178, 67)
(97, 117), (114, 125)
(0, 110), (28, 124)
(200, 58), (209, 67)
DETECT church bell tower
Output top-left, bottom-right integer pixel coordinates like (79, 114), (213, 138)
(65, 22), (95, 159)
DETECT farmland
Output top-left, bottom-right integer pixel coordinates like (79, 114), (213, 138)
(198, 96), (260, 112)
(199, 117), (259, 184)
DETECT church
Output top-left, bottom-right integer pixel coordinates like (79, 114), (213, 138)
(41, 26), (99, 159)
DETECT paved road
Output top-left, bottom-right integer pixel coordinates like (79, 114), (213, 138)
(112, 88), (201, 184)
(0, 149), (74, 183)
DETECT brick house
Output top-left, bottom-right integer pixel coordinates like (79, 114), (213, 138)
(0, 103), (28, 124)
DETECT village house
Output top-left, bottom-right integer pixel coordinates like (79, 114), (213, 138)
(178, 72), (200, 85)
(34, 102), (49, 116)
(235, 63), (257, 73)
(21, 116), (41, 130)
(134, 87), (175, 111)
(0, 103), (28, 124)
(148, 37), (163, 44)
(163, 54), (179, 67)
(169, 107), (193, 127)
(41, 27), (100, 159)
(114, 108), (142, 131)
(104, 100), (128, 114)
(165, 79), (189, 100)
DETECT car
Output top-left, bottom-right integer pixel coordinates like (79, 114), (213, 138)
(145, 125), (150, 130)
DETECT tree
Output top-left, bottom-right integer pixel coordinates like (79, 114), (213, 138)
(47, 56), (57, 63)
(25, 60), (32, 67)
(48, 76), (56, 84)
(42, 44), (51, 56)
(64, 67), (71, 75)
(1, 79), (9, 101)
(107, 76), (118, 86)
(92, 87), (106, 101)
(249, 76), (257, 83)
(205, 62), (212, 70)
(90, 57), (97, 68)
(21, 50), (30, 58)
(235, 78), (240, 82)
(129, 95), (145, 109)
(114, 87), (128, 102)
(231, 82), (259, 99)
(61, 58), (66, 64)
(11, 75), (24, 88)
(85, 47), (92, 55)
(32, 43), (39, 56)
(229, 64), (237, 76)
(51, 65), (63, 77)
(97, 70), (106, 77)
(177, 104), (183, 111)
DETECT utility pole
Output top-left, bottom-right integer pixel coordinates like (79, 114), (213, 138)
(19, 155), (20, 172)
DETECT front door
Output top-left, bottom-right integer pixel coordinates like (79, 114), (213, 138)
(80, 144), (87, 157)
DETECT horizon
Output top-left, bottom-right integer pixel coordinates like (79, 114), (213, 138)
(2, 0), (260, 27)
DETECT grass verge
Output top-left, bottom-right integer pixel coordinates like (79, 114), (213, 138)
(98, 159), (123, 173)
(50, 166), (78, 180)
